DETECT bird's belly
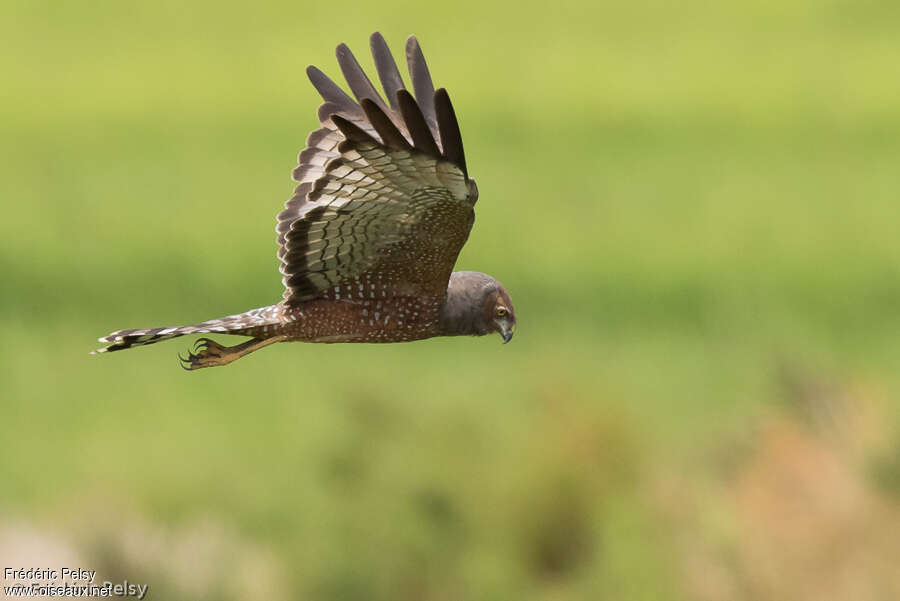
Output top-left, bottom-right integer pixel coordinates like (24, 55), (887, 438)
(278, 297), (442, 343)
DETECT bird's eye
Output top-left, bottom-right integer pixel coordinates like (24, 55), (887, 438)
(496, 307), (507, 317)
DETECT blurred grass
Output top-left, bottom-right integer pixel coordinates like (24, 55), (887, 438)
(2, 0), (900, 599)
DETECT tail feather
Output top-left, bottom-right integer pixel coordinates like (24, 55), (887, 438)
(92, 305), (281, 354)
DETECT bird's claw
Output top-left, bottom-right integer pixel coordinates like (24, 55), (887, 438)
(179, 337), (228, 370)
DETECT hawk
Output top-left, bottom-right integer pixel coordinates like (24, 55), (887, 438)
(94, 33), (517, 370)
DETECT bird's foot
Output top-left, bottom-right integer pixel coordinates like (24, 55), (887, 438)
(179, 338), (235, 370)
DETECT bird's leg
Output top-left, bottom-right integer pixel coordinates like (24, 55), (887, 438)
(179, 336), (287, 371)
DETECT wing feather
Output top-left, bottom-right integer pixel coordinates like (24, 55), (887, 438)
(306, 66), (361, 118)
(397, 89), (441, 156)
(332, 114), (381, 146)
(370, 32), (405, 110)
(435, 88), (467, 179)
(336, 43), (390, 114)
(277, 33), (476, 305)
(405, 36), (439, 144)
(360, 98), (413, 151)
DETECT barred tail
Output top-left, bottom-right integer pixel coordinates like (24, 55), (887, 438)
(92, 305), (282, 354)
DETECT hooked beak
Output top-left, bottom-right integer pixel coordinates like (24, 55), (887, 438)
(498, 321), (515, 344)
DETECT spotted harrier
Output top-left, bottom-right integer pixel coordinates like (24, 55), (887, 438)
(94, 33), (517, 369)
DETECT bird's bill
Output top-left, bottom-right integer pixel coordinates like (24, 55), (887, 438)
(498, 321), (515, 344)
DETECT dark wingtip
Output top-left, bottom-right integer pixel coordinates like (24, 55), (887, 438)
(336, 40), (390, 112)
(360, 98), (412, 150)
(434, 87), (467, 178)
(396, 89), (440, 156)
(307, 65), (361, 117)
(334, 43), (355, 69)
(405, 35), (438, 137)
(371, 32), (390, 56)
(370, 31), (405, 111)
(305, 64), (322, 82)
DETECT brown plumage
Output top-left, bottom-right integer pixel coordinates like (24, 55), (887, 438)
(93, 33), (516, 370)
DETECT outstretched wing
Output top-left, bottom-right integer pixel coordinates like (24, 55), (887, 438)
(277, 33), (478, 305)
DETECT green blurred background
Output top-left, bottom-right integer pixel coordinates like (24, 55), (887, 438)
(2, 0), (900, 599)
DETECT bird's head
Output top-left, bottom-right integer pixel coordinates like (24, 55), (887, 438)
(482, 284), (516, 343)
(441, 271), (517, 343)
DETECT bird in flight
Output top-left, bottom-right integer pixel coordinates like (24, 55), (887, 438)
(94, 32), (516, 370)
